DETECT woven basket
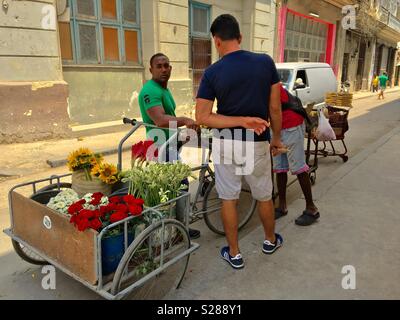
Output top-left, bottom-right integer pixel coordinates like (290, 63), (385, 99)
(71, 170), (112, 198)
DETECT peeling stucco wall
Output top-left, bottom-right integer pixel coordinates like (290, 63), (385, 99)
(0, 0), (70, 143)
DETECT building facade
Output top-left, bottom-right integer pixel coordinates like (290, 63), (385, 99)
(275, 0), (400, 92)
(0, 0), (277, 143)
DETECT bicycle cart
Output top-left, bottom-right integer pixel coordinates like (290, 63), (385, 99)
(119, 118), (258, 236)
(3, 174), (198, 300)
(3, 118), (261, 299)
(3, 120), (202, 300)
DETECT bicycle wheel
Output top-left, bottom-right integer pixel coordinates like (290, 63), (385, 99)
(111, 219), (190, 300)
(202, 181), (257, 235)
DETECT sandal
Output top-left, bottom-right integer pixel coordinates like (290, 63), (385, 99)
(274, 208), (288, 220)
(295, 210), (320, 226)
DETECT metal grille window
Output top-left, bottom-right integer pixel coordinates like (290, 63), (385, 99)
(59, 0), (141, 65)
(190, 2), (211, 98)
(284, 11), (327, 63)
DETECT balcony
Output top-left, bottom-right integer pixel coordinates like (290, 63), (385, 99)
(379, 7), (389, 24)
(377, 7), (400, 42)
(323, 0), (356, 8)
(388, 13), (400, 33)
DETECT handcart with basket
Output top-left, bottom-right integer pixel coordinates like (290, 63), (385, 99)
(312, 92), (352, 162)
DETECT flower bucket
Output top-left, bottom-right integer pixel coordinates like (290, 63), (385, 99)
(72, 170), (112, 198)
(156, 202), (177, 220)
(143, 203), (178, 249)
(101, 232), (134, 275)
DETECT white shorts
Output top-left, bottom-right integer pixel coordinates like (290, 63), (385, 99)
(212, 139), (272, 201)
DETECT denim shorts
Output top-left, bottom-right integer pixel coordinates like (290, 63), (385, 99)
(272, 123), (309, 175)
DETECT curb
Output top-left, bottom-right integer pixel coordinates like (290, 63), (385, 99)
(46, 145), (131, 168)
(353, 88), (400, 101)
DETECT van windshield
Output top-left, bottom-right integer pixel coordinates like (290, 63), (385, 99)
(277, 69), (293, 89)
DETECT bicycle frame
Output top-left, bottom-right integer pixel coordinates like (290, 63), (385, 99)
(118, 119), (216, 224)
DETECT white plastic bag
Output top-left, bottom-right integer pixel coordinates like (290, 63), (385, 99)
(316, 108), (336, 141)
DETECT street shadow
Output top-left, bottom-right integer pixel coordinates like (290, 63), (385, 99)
(0, 248), (101, 300)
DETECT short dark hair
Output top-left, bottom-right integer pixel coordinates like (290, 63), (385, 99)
(150, 53), (168, 67)
(210, 14), (241, 41)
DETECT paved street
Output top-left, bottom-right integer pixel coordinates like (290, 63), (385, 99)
(0, 92), (399, 299)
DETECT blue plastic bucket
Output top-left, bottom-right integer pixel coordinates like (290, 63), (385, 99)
(101, 232), (134, 275)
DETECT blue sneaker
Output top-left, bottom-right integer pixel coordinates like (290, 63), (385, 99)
(220, 246), (244, 269)
(262, 234), (283, 254)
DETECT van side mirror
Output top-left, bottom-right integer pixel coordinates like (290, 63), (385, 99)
(294, 83), (306, 90)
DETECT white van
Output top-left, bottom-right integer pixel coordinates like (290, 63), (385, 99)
(275, 62), (337, 106)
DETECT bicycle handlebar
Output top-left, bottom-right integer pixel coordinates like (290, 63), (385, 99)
(122, 117), (137, 125)
(122, 117), (185, 133)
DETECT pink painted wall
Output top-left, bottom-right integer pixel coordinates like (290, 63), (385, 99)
(278, 5), (288, 62)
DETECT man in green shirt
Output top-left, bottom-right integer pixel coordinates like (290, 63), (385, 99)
(138, 53), (200, 239)
(378, 71), (389, 100)
(139, 53), (197, 144)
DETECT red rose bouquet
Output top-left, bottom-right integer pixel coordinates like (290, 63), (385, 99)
(68, 193), (145, 235)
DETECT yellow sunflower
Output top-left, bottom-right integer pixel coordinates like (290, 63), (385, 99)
(91, 163), (101, 176)
(97, 163), (119, 185)
(67, 147), (104, 173)
(68, 148), (93, 171)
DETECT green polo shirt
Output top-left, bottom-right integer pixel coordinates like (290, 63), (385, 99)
(379, 75), (388, 89)
(138, 79), (176, 143)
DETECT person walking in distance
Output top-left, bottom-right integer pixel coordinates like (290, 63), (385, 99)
(378, 71), (389, 100)
(372, 74), (379, 93)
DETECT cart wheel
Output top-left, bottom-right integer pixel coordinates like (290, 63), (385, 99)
(111, 219), (190, 300)
(202, 181), (257, 236)
(309, 172), (317, 186)
(11, 240), (47, 265)
(342, 155), (349, 163)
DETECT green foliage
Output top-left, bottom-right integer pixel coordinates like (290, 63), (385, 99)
(120, 161), (194, 208)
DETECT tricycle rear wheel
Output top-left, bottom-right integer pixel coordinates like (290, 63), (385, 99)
(111, 219), (190, 300)
(11, 240), (47, 265)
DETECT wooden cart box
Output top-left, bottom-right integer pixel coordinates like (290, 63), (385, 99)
(11, 191), (98, 285)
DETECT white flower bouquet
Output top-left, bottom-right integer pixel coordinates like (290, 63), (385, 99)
(47, 189), (80, 215)
(47, 190), (109, 216)
(120, 161), (193, 208)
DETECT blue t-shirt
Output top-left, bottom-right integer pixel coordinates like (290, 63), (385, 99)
(196, 50), (280, 142)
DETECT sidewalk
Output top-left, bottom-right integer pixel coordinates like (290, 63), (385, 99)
(169, 125), (400, 299)
(352, 86), (400, 100)
(0, 127), (146, 178)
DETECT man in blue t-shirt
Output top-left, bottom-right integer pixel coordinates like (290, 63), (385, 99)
(195, 14), (285, 270)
